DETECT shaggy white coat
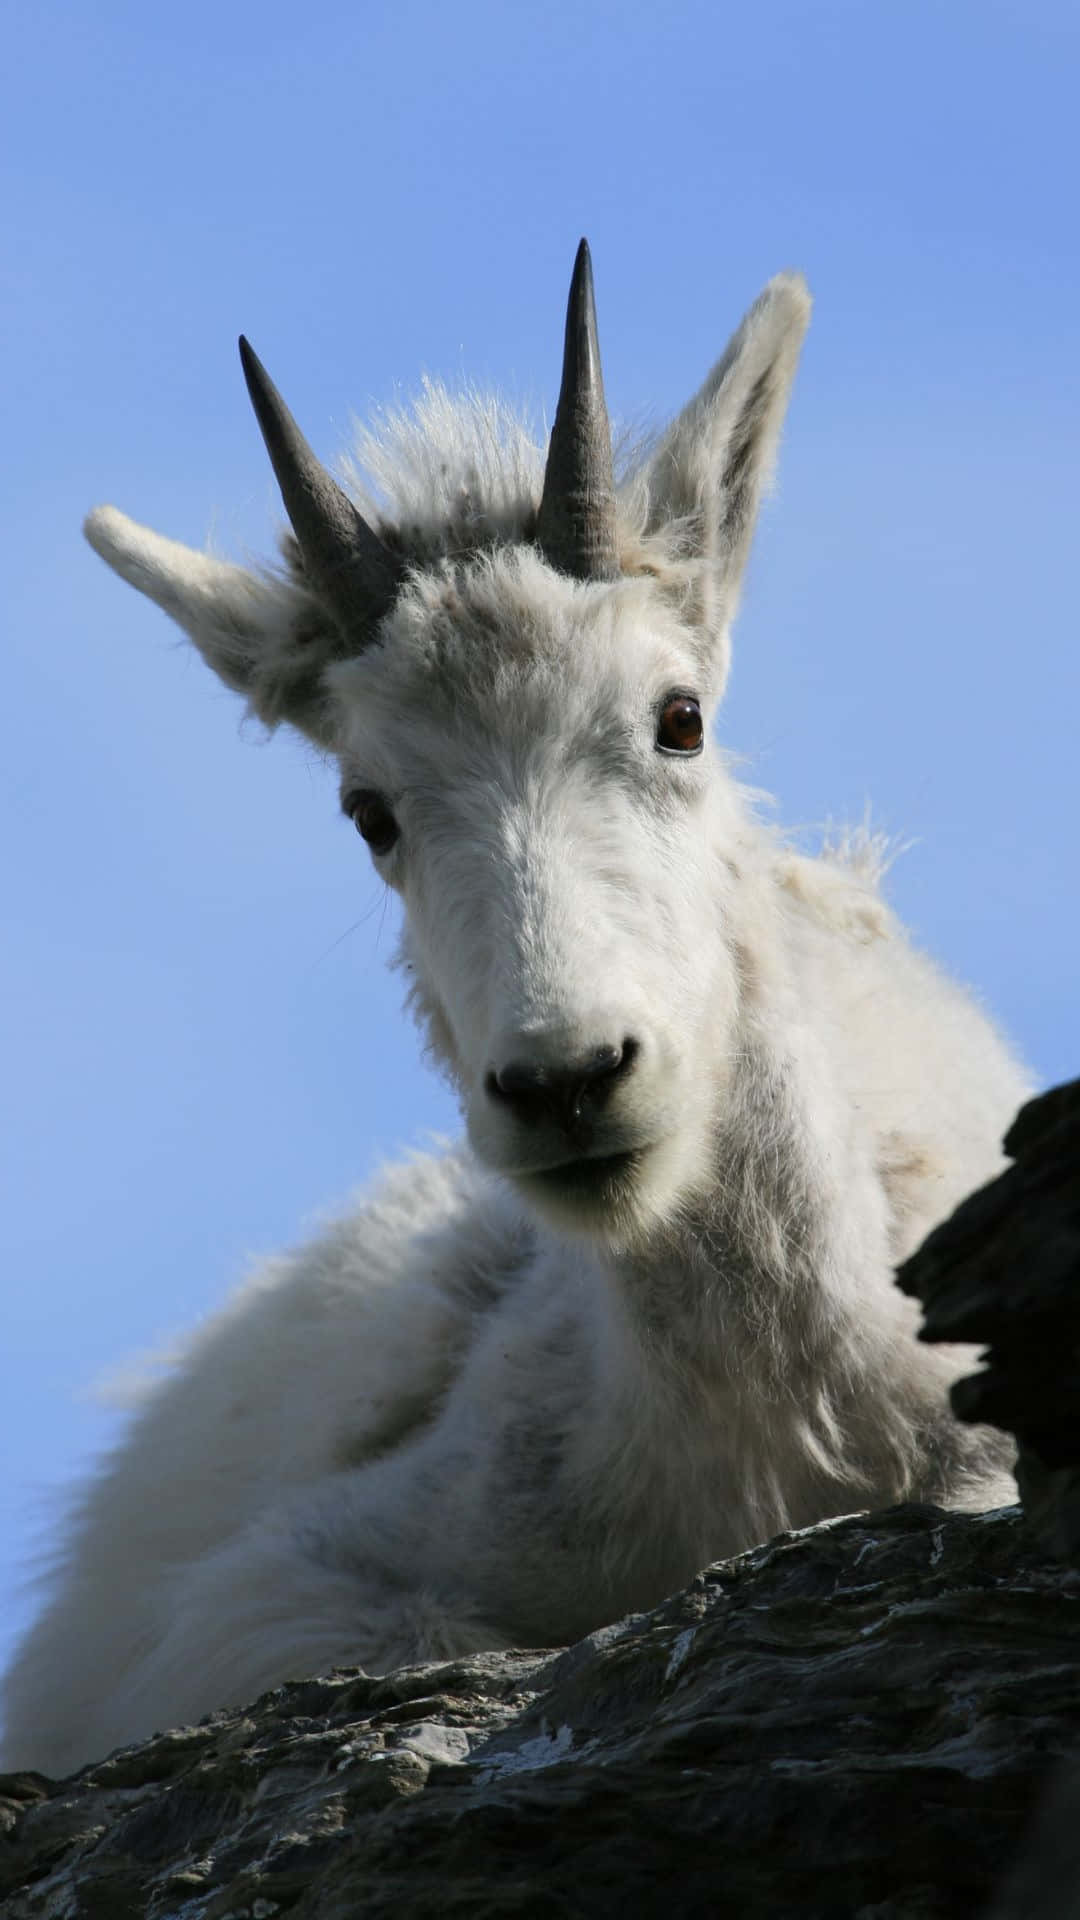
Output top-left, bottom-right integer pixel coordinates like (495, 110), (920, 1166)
(1, 272), (1028, 1776)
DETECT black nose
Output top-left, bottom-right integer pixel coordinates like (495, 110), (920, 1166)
(485, 1039), (638, 1132)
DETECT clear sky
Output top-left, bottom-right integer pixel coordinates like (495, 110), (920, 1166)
(2, 0), (1077, 1683)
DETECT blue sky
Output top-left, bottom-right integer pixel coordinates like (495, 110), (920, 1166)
(2, 1), (1077, 1682)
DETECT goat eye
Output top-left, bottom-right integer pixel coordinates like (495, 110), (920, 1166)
(346, 790), (399, 855)
(656, 695), (704, 754)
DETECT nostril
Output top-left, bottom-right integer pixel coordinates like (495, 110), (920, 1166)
(485, 1067), (516, 1106)
(486, 1060), (552, 1129)
(488, 1061), (549, 1100)
(577, 1037), (638, 1115)
(585, 1043), (622, 1079)
(614, 1036), (639, 1080)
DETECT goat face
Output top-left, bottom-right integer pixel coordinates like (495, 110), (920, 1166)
(329, 552), (741, 1241)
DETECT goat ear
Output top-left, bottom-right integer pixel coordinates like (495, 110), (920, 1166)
(637, 273), (810, 651)
(84, 506), (344, 742)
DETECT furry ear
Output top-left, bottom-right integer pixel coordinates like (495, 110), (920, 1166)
(84, 506), (345, 742)
(634, 273), (810, 658)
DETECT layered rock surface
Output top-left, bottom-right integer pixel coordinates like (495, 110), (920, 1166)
(3, 1504), (1079, 1918)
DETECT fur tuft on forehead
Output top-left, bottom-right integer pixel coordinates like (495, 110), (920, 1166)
(326, 383), (688, 585)
(339, 383), (545, 563)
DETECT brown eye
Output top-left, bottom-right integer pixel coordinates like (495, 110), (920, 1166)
(345, 790), (399, 855)
(656, 695), (704, 754)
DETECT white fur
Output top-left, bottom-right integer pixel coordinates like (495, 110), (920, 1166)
(2, 269), (1028, 1776)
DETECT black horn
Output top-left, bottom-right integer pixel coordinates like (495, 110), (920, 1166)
(238, 336), (400, 639)
(536, 240), (619, 581)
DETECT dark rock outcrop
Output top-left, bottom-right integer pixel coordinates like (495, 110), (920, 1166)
(899, 1076), (1080, 1557)
(3, 1079), (1079, 1918)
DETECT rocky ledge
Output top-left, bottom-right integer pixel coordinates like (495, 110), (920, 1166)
(2, 1504), (1078, 1919)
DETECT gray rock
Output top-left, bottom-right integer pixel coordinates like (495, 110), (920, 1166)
(3, 1503), (1079, 1918)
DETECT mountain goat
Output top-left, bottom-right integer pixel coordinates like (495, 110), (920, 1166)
(2, 243), (1027, 1776)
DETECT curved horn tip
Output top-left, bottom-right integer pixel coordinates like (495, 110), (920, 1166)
(567, 240), (599, 336)
(237, 335), (267, 386)
(237, 335), (291, 441)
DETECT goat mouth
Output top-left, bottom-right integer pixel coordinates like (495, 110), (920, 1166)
(522, 1147), (645, 1201)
